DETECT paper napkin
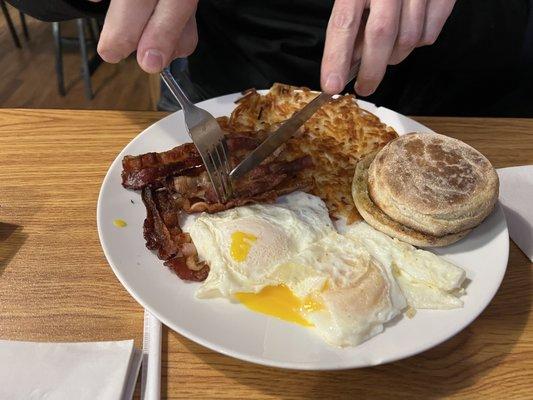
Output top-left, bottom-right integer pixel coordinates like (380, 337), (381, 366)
(498, 165), (533, 261)
(0, 339), (141, 400)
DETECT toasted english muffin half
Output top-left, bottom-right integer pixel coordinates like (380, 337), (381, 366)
(352, 152), (471, 248)
(367, 132), (498, 237)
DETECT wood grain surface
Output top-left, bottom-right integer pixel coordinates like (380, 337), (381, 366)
(0, 109), (532, 399)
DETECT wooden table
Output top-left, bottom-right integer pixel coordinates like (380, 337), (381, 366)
(1, 109), (532, 399)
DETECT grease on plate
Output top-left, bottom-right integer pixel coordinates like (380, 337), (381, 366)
(113, 219), (127, 228)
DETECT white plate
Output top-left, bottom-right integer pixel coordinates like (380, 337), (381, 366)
(97, 93), (509, 370)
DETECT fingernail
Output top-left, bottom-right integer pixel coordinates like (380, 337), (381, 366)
(99, 49), (122, 64)
(355, 81), (373, 97)
(324, 73), (342, 94)
(142, 49), (164, 73)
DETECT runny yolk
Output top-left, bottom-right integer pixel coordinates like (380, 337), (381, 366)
(235, 285), (324, 327)
(230, 231), (257, 262)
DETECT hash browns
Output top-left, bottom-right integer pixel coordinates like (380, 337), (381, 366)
(221, 83), (398, 223)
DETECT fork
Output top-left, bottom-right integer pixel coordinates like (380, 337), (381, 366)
(160, 68), (233, 202)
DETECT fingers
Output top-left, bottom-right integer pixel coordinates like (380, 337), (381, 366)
(137, 0), (198, 73)
(321, 0), (365, 94)
(389, 0), (426, 65)
(355, 0), (401, 96)
(420, 0), (456, 45)
(97, 0), (199, 73)
(351, 9), (368, 63)
(97, 0), (157, 63)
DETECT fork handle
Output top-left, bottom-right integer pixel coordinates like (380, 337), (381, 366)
(160, 68), (195, 113)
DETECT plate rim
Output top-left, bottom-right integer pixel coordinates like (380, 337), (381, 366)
(97, 92), (509, 370)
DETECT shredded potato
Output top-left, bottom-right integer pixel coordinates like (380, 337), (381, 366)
(221, 84), (398, 223)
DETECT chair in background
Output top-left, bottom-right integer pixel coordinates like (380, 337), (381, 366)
(52, 18), (101, 100)
(1, 0), (29, 49)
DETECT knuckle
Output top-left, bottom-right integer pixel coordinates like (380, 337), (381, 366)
(397, 30), (419, 50)
(330, 9), (358, 32)
(367, 20), (395, 41)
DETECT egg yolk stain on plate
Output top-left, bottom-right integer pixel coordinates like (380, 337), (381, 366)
(235, 285), (323, 327)
(113, 219), (127, 228)
(230, 231), (257, 262)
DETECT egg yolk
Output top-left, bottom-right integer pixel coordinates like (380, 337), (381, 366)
(235, 285), (323, 327)
(230, 231), (257, 262)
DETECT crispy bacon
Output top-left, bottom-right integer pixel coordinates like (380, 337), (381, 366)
(122, 134), (261, 190)
(184, 178), (312, 213)
(125, 129), (314, 282)
(122, 143), (202, 190)
(164, 258), (209, 282)
(170, 156), (313, 212)
(141, 187), (207, 281)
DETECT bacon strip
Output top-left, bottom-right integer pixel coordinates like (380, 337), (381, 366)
(142, 187), (208, 281)
(185, 178), (313, 214)
(122, 143), (202, 190)
(126, 133), (313, 282)
(122, 135), (261, 190)
(170, 156), (313, 212)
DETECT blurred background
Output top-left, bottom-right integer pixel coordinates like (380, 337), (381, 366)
(0, 3), (157, 111)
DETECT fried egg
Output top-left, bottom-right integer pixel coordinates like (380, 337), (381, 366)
(184, 192), (466, 347)
(185, 192), (406, 346)
(185, 192), (335, 299)
(345, 222), (466, 309)
(277, 232), (407, 346)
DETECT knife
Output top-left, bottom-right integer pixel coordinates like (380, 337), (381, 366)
(229, 60), (361, 181)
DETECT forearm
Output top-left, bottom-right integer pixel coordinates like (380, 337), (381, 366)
(5, 0), (109, 21)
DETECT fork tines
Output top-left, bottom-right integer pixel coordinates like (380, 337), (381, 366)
(160, 67), (234, 203)
(206, 139), (233, 203)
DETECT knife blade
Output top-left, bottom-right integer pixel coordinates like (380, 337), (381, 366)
(229, 60), (361, 181)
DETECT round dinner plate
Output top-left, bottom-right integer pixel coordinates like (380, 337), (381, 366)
(97, 93), (509, 370)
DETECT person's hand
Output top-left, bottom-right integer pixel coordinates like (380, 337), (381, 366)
(321, 0), (456, 96)
(93, 0), (198, 73)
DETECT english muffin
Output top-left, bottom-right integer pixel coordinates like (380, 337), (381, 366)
(367, 133), (498, 237)
(352, 151), (472, 248)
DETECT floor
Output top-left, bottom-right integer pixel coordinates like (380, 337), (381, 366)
(0, 4), (155, 111)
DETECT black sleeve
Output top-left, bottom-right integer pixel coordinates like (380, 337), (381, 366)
(5, 0), (109, 21)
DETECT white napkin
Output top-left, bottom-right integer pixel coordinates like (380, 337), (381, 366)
(0, 339), (142, 400)
(498, 165), (533, 261)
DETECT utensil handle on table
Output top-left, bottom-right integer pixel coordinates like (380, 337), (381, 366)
(141, 311), (162, 400)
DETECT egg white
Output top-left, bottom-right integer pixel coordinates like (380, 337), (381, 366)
(345, 222), (466, 309)
(184, 192), (335, 298)
(183, 192), (467, 347)
(278, 232), (407, 346)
